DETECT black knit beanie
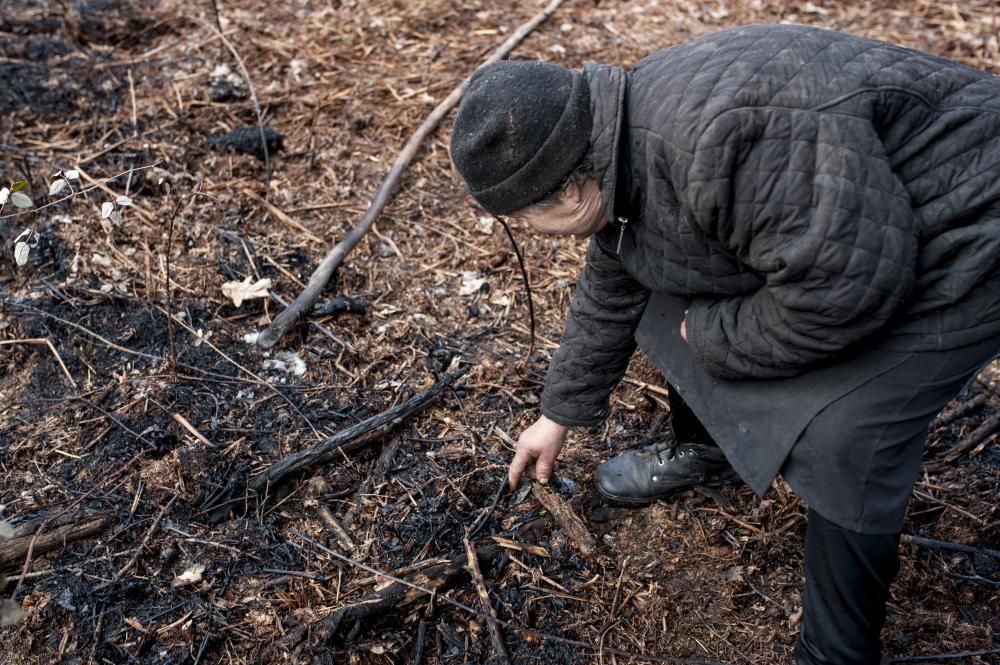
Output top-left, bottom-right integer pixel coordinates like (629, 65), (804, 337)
(450, 60), (592, 215)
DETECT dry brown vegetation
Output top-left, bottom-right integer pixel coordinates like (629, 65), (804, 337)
(1, 1), (998, 663)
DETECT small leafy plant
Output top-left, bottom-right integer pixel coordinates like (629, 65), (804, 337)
(2, 165), (150, 267)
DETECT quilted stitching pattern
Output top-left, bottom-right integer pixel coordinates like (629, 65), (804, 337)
(541, 24), (1000, 425)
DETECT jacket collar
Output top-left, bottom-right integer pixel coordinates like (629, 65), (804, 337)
(583, 63), (627, 226)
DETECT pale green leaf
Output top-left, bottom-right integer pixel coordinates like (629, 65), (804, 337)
(10, 191), (33, 209)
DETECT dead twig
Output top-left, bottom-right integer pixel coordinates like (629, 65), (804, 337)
(317, 505), (356, 554)
(243, 188), (323, 244)
(0, 338), (77, 389)
(256, 0), (570, 349)
(623, 377), (673, 400)
(464, 531), (509, 665)
(250, 366), (471, 492)
(172, 413), (214, 447)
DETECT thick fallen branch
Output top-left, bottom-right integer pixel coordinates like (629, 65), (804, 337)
(250, 366), (470, 492)
(256, 0), (569, 348)
(1, 512), (113, 571)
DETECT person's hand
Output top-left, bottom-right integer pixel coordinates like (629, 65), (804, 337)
(508, 415), (568, 489)
(680, 309), (688, 341)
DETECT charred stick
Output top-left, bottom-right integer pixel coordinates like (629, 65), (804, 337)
(412, 619), (429, 665)
(901, 534), (1000, 560)
(256, 0), (570, 349)
(944, 572), (1000, 589)
(1, 513), (113, 571)
(250, 366), (470, 492)
(464, 532), (510, 665)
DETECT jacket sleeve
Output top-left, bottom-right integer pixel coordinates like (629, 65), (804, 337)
(540, 235), (651, 426)
(680, 107), (918, 379)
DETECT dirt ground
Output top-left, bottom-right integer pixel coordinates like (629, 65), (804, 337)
(1, 1), (998, 663)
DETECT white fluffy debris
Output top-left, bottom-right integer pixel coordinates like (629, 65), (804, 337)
(242, 331), (260, 345)
(459, 271), (486, 296)
(222, 277), (271, 307)
(262, 351), (307, 377)
(172, 564), (205, 589)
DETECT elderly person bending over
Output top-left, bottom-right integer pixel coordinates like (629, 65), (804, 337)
(449, 24), (1000, 665)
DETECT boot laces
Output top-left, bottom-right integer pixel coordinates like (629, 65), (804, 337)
(651, 439), (678, 465)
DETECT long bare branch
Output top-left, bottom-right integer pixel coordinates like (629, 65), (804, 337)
(256, 0), (569, 348)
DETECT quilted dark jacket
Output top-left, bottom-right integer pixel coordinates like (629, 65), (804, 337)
(541, 24), (1000, 427)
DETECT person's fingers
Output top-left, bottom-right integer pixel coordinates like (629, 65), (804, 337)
(534, 447), (557, 485)
(508, 448), (533, 490)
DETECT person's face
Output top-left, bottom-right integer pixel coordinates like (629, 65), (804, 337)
(508, 177), (608, 238)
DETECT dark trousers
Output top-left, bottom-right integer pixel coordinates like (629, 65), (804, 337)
(668, 389), (898, 665)
(667, 387), (715, 446)
(797, 509), (898, 665)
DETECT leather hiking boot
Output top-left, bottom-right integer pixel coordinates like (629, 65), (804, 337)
(595, 440), (740, 505)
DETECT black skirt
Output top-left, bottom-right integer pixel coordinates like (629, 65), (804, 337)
(635, 291), (998, 534)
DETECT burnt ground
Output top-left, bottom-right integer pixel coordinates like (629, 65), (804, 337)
(0, 1), (998, 663)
